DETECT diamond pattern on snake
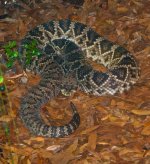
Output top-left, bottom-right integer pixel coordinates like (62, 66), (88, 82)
(19, 19), (139, 138)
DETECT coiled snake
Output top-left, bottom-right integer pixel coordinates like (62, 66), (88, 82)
(19, 19), (139, 138)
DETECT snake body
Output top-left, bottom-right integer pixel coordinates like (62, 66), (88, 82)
(19, 19), (139, 137)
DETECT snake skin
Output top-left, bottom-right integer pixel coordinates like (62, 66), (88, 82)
(19, 19), (139, 138)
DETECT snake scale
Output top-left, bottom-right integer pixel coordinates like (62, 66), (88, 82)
(19, 19), (139, 138)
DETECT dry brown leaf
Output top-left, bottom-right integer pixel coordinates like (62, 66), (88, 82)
(141, 125), (150, 136)
(18, 19), (28, 39)
(117, 7), (128, 13)
(97, 141), (110, 146)
(100, 151), (116, 161)
(105, 19), (115, 25)
(81, 125), (100, 135)
(131, 118), (143, 128)
(0, 114), (15, 122)
(0, 0), (150, 163)
(79, 143), (88, 153)
(51, 139), (78, 164)
(96, 105), (107, 112)
(34, 148), (53, 159)
(77, 159), (89, 164)
(30, 137), (45, 142)
(108, 115), (128, 127)
(2, 144), (34, 156)
(7, 153), (19, 164)
(119, 148), (143, 161)
(132, 0), (143, 7)
(46, 145), (61, 152)
(87, 132), (97, 151)
(131, 109), (150, 115)
(0, 32), (7, 41)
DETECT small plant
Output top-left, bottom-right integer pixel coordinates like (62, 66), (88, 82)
(0, 70), (5, 92)
(3, 41), (19, 68)
(0, 75), (4, 83)
(2, 39), (41, 90)
(3, 39), (41, 68)
(23, 39), (41, 65)
(4, 123), (10, 136)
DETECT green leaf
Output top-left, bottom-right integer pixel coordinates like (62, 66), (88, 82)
(9, 41), (17, 48)
(25, 58), (31, 65)
(31, 39), (38, 46)
(5, 49), (12, 57)
(12, 51), (18, 58)
(5, 126), (10, 136)
(6, 60), (14, 68)
(0, 76), (4, 83)
(4, 41), (17, 49)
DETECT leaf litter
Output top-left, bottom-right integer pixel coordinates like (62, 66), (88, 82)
(0, 0), (150, 163)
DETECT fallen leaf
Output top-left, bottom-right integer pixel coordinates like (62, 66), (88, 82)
(51, 139), (78, 164)
(0, 115), (15, 122)
(131, 109), (150, 115)
(81, 125), (100, 135)
(117, 7), (128, 13)
(87, 132), (97, 151)
(141, 125), (150, 136)
(46, 145), (61, 152)
(119, 148), (143, 161)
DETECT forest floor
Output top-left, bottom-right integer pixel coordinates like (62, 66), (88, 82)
(0, 0), (150, 163)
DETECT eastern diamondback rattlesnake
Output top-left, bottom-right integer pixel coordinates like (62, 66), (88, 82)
(19, 19), (139, 138)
